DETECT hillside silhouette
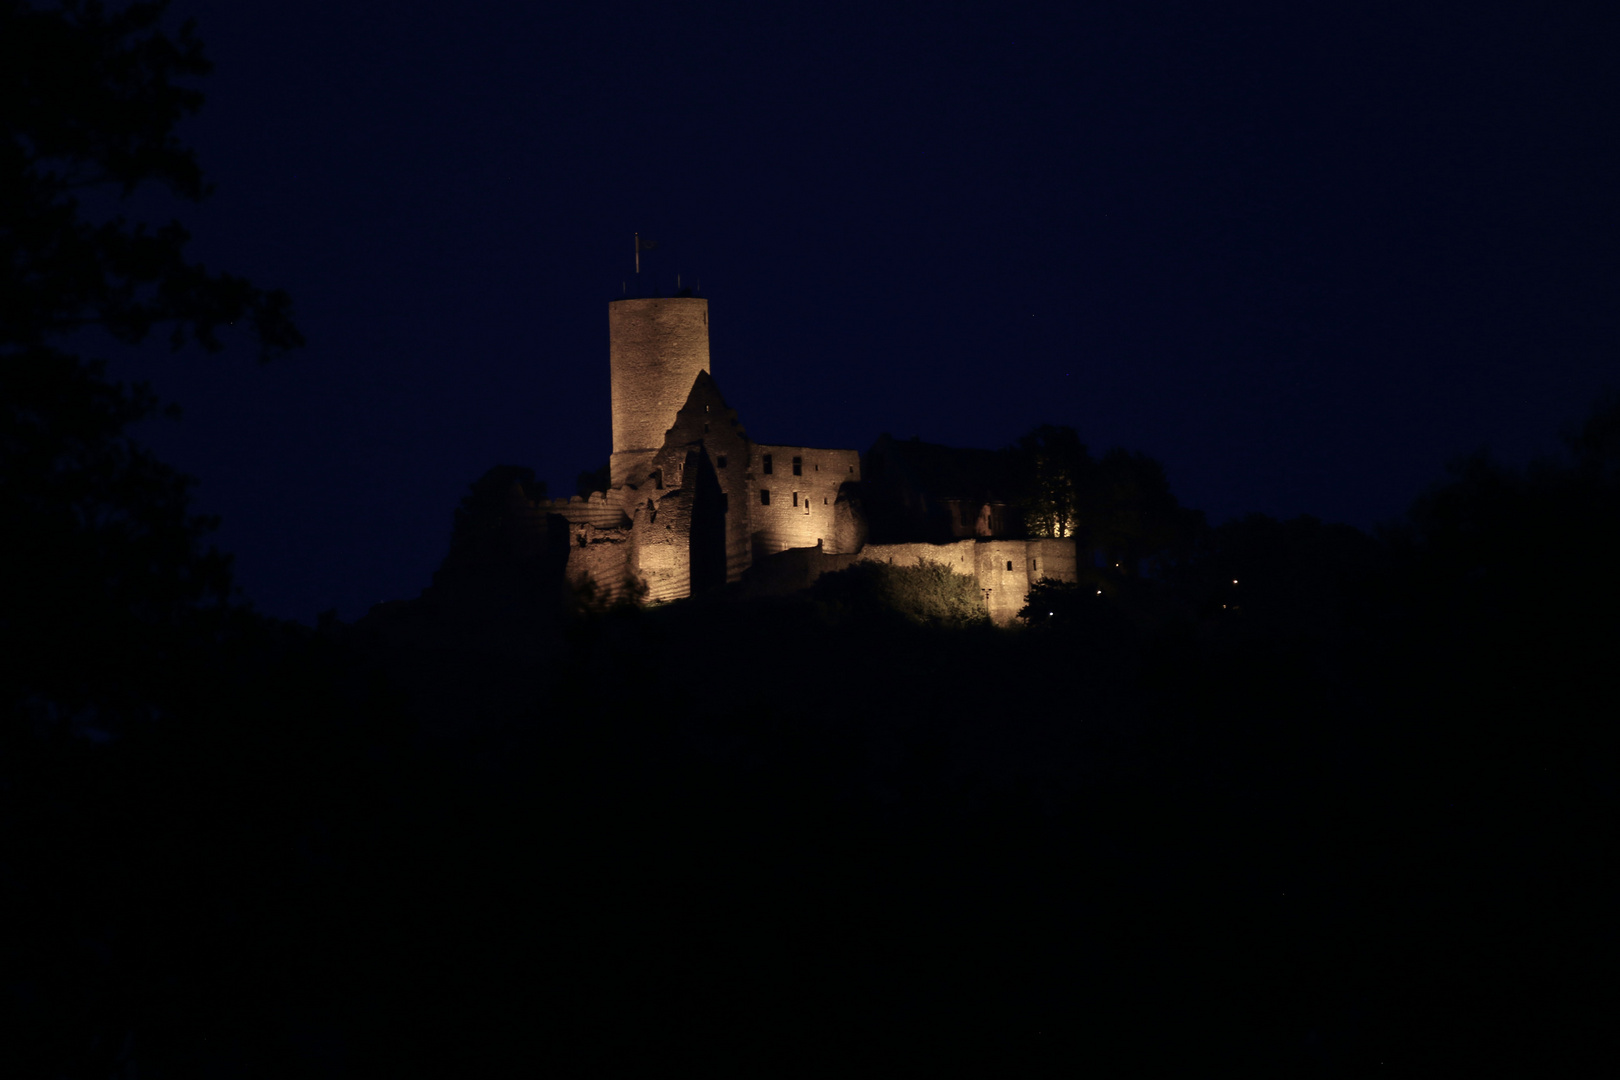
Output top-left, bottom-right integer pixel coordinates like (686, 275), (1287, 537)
(9, 395), (1617, 1073)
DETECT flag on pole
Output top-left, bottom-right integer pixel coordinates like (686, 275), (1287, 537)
(634, 233), (658, 273)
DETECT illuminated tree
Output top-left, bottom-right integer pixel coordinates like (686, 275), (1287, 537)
(1010, 424), (1092, 539)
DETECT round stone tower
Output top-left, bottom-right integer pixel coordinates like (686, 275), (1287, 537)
(608, 297), (710, 487)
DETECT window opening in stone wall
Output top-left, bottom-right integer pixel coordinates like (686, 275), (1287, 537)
(763, 454), (773, 474)
(792, 492), (798, 507)
(1033, 559), (1039, 571)
(760, 490), (770, 505)
(717, 454), (727, 468)
(651, 469), (662, 490)
(792, 456), (802, 475)
(703, 423), (709, 433)
(1007, 560), (1013, 571)
(823, 497), (828, 505)
(848, 465), (854, 473)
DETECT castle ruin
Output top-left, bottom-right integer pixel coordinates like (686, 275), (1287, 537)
(540, 296), (1077, 623)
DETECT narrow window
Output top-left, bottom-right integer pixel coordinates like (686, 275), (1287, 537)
(760, 490), (770, 506)
(721, 493), (728, 513)
(717, 454), (727, 469)
(763, 453), (773, 475)
(704, 404), (710, 413)
(823, 497), (828, 505)
(1007, 560), (1013, 571)
(792, 456), (802, 476)
(848, 465), (854, 473)
(815, 463), (820, 471)
(703, 423), (710, 433)
(1032, 558), (1039, 571)
(792, 492), (798, 507)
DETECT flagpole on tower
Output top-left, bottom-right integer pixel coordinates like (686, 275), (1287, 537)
(634, 232), (640, 275)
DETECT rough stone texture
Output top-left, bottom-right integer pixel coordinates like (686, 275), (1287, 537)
(609, 298), (710, 487)
(748, 444), (862, 559)
(648, 371), (754, 584)
(562, 523), (636, 603)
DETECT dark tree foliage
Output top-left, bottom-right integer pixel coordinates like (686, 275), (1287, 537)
(1, 0), (302, 735)
(1008, 423), (1201, 572)
(1173, 512), (1385, 636)
(1087, 446), (1201, 574)
(0, 0), (301, 354)
(448, 464), (545, 559)
(574, 460), (610, 497)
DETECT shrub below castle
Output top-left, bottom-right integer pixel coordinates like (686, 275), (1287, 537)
(810, 557), (986, 628)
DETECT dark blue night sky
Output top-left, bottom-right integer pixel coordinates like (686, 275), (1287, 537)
(110, 0), (1617, 622)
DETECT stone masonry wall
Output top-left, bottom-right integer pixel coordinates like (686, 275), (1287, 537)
(562, 524), (635, 604)
(748, 445), (862, 558)
(650, 371), (755, 584)
(857, 537), (1080, 625)
(609, 298), (710, 487)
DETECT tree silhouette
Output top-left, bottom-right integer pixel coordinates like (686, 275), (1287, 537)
(1, 0), (301, 733)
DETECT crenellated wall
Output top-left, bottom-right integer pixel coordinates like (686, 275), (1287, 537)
(541, 490), (630, 529)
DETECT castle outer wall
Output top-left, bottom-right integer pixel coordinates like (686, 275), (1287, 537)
(856, 537), (1078, 625)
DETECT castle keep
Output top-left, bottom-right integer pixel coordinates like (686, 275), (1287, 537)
(541, 296), (1077, 622)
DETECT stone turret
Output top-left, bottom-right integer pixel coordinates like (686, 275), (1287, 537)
(608, 297), (710, 488)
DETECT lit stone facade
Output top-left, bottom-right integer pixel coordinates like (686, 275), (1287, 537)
(609, 298), (711, 488)
(542, 297), (1077, 621)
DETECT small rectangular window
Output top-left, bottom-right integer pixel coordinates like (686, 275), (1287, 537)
(1006, 560), (1014, 571)
(792, 491), (798, 507)
(792, 456), (802, 476)
(760, 489), (770, 505)
(717, 454), (727, 468)
(1032, 558), (1038, 571)
(763, 454), (773, 475)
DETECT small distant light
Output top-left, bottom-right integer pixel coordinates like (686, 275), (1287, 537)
(1232, 579), (1239, 585)
(1096, 589), (1101, 595)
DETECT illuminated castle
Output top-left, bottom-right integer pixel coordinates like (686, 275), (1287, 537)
(540, 295), (1077, 623)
